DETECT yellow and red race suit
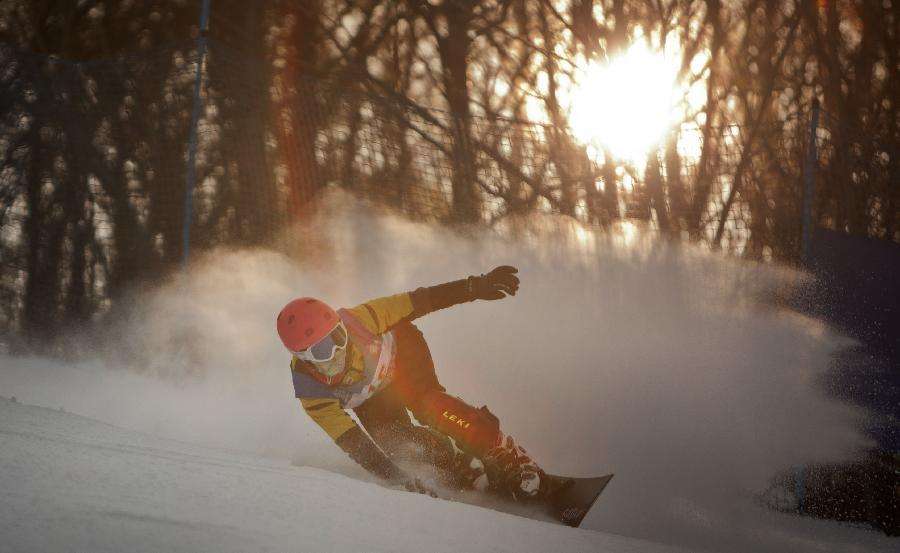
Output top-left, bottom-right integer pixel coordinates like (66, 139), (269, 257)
(291, 292), (414, 440)
(290, 288), (503, 481)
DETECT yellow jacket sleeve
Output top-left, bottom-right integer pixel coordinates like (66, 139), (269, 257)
(300, 398), (357, 440)
(347, 293), (414, 335)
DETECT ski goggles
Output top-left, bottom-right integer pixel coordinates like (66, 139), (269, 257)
(294, 321), (349, 363)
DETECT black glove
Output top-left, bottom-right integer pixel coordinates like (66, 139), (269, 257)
(335, 426), (405, 482)
(402, 475), (439, 498)
(468, 265), (519, 301)
(408, 265), (521, 319)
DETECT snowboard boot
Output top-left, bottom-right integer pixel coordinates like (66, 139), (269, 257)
(482, 432), (547, 501)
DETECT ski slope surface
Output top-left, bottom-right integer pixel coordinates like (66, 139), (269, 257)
(0, 397), (687, 553)
(2, 229), (897, 553)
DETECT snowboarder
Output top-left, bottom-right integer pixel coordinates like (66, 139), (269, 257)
(276, 266), (547, 500)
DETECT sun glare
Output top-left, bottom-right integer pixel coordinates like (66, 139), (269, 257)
(569, 41), (682, 166)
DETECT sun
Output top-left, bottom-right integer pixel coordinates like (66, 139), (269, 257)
(568, 41), (682, 166)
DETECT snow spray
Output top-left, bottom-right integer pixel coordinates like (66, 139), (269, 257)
(0, 189), (877, 552)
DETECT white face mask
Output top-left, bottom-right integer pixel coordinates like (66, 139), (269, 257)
(311, 346), (347, 378)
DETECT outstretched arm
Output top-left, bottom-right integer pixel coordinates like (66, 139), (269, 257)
(408, 265), (520, 320)
(348, 266), (520, 333)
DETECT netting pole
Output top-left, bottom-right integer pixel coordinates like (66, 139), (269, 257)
(182, 0), (212, 270)
(801, 99), (820, 265)
(794, 465), (806, 515)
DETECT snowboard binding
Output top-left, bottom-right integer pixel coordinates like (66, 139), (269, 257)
(482, 433), (549, 501)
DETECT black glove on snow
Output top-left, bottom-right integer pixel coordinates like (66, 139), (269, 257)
(402, 476), (439, 498)
(335, 428), (438, 498)
(468, 265), (519, 301)
(335, 426), (405, 482)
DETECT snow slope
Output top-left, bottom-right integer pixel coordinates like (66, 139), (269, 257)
(2, 208), (898, 552)
(0, 397), (686, 553)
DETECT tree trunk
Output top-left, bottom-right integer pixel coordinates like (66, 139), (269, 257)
(209, 3), (273, 246)
(437, 0), (480, 223)
(276, 0), (323, 217)
(645, 150), (670, 232)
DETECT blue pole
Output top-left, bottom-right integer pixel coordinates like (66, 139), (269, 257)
(182, 0), (212, 270)
(801, 99), (820, 265)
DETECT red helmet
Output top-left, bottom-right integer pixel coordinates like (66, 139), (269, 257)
(276, 297), (340, 353)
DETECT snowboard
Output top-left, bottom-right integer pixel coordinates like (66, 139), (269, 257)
(541, 473), (614, 527)
(473, 473), (613, 528)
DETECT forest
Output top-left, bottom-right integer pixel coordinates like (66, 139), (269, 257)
(0, 0), (897, 354)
